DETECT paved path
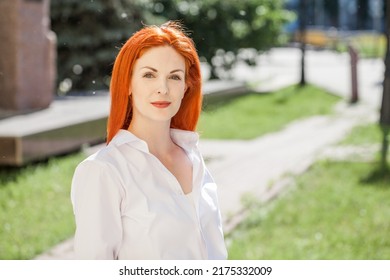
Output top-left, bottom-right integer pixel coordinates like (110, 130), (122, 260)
(208, 47), (383, 223)
(35, 47), (383, 259)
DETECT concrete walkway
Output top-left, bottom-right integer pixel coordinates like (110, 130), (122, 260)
(208, 47), (383, 225)
(35, 47), (383, 259)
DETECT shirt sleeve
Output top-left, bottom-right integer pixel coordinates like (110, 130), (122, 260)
(70, 159), (125, 259)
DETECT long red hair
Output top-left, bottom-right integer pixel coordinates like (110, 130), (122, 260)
(106, 21), (202, 144)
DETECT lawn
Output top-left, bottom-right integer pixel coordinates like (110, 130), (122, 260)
(0, 153), (84, 259)
(227, 123), (390, 259)
(198, 84), (340, 139)
(340, 122), (383, 146)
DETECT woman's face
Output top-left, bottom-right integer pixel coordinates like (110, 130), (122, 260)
(130, 45), (187, 126)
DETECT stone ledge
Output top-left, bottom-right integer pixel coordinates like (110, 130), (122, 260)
(202, 79), (248, 106)
(0, 95), (109, 166)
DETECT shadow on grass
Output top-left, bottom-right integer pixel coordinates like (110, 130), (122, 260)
(0, 166), (24, 186)
(202, 88), (291, 112)
(0, 151), (81, 187)
(359, 165), (390, 188)
(0, 158), (52, 187)
(202, 92), (254, 112)
(203, 85), (308, 111)
(202, 84), (324, 114)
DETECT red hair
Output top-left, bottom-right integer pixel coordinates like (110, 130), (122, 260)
(106, 21), (202, 144)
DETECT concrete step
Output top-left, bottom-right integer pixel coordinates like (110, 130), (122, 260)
(0, 95), (109, 166)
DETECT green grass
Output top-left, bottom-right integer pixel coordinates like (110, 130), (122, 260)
(227, 159), (390, 259)
(0, 153), (85, 259)
(198, 84), (340, 139)
(340, 122), (383, 146)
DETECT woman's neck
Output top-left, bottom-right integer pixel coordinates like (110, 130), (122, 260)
(128, 119), (176, 157)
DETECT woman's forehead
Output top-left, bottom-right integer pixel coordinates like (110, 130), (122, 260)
(135, 46), (186, 71)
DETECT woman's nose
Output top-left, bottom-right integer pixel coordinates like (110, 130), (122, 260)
(157, 78), (168, 95)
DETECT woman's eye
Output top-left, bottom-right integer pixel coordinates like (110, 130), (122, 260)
(143, 72), (154, 78)
(170, 75), (182, 81)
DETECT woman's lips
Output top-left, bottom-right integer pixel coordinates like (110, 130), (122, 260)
(151, 101), (171, 108)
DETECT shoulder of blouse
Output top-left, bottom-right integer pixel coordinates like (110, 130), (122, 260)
(80, 129), (145, 168)
(71, 156), (127, 213)
(72, 151), (126, 185)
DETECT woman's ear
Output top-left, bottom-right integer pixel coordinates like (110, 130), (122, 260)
(185, 84), (189, 94)
(182, 86), (189, 99)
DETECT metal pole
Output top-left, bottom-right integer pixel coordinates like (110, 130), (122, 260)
(348, 45), (359, 103)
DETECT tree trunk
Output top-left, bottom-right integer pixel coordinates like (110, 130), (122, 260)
(379, 0), (390, 171)
(299, 0), (307, 87)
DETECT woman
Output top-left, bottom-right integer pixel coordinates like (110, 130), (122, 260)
(71, 21), (227, 259)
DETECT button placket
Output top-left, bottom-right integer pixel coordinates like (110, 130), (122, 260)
(147, 152), (184, 195)
(148, 145), (209, 258)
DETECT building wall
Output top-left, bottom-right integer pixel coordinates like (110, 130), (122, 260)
(284, 0), (385, 32)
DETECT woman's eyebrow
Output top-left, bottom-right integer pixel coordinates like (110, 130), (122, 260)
(141, 66), (184, 74)
(141, 66), (158, 72)
(170, 69), (185, 74)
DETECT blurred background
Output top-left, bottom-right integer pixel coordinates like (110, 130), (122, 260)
(0, 0), (389, 260)
(52, 0), (292, 93)
(51, 0), (386, 94)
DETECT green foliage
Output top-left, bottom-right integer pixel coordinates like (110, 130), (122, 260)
(198, 85), (340, 139)
(144, 0), (292, 78)
(50, 0), (149, 93)
(50, 0), (291, 92)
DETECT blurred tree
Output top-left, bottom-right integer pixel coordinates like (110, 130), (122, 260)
(142, 0), (292, 79)
(51, 0), (291, 91)
(323, 0), (339, 28)
(51, 0), (149, 94)
(357, 0), (369, 30)
(380, 0), (390, 171)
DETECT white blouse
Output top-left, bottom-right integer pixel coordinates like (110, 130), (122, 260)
(71, 129), (227, 260)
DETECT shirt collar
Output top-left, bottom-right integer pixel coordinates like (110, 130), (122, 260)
(109, 129), (149, 152)
(170, 128), (199, 153)
(109, 129), (199, 153)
